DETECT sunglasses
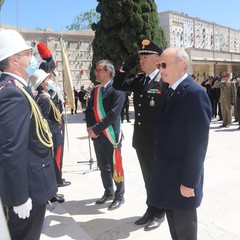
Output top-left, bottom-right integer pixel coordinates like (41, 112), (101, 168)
(159, 63), (167, 69)
(159, 59), (182, 69)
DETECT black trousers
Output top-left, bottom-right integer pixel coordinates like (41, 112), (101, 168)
(93, 137), (124, 199)
(136, 147), (155, 191)
(166, 208), (197, 240)
(136, 147), (165, 218)
(121, 105), (130, 122)
(52, 129), (64, 185)
(7, 204), (46, 240)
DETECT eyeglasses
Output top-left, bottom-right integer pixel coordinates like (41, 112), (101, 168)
(94, 68), (105, 73)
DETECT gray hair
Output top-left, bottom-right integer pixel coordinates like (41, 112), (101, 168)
(96, 59), (115, 78)
(176, 48), (189, 71)
(163, 47), (189, 72)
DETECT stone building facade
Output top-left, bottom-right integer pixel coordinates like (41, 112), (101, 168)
(159, 11), (240, 82)
(1, 25), (95, 91)
(2, 11), (240, 89)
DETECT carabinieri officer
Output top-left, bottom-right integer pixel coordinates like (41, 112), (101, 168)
(113, 39), (168, 231)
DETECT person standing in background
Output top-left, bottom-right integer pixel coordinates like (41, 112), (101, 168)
(71, 86), (79, 114)
(212, 72), (236, 127)
(201, 76), (215, 118)
(121, 91), (131, 123)
(37, 41), (71, 188)
(29, 69), (71, 204)
(78, 85), (88, 111)
(236, 77), (240, 129)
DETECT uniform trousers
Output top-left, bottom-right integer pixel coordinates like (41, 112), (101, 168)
(93, 137), (124, 199)
(52, 129), (64, 185)
(136, 147), (165, 218)
(7, 204), (46, 240)
(136, 147), (153, 190)
(165, 208), (197, 240)
(221, 102), (232, 126)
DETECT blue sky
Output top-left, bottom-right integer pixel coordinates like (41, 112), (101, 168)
(0, 0), (239, 31)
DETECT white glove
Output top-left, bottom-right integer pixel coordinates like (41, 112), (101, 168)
(13, 198), (32, 219)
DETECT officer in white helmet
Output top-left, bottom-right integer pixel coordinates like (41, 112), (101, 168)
(0, 29), (58, 240)
(30, 69), (69, 203)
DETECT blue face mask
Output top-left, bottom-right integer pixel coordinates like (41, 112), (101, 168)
(26, 55), (38, 76)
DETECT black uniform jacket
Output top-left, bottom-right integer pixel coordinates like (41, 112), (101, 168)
(36, 93), (63, 148)
(113, 70), (168, 150)
(0, 74), (57, 207)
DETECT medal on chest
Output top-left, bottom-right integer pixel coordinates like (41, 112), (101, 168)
(150, 97), (155, 106)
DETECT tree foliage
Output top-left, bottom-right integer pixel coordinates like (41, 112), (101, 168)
(90, 0), (167, 81)
(66, 9), (100, 30)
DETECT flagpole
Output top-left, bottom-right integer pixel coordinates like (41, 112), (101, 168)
(0, 0), (5, 28)
(60, 37), (75, 151)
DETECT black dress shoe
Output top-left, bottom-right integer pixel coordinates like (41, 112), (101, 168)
(144, 216), (165, 231)
(58, 179), (71, 187)
(95, 195), (114, 204)
(108, 198), (125, 210)
(50, 194), (65, 203)
(135, 211), (153, 225)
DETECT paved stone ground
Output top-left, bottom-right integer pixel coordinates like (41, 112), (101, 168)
(40, 108), (240, 240)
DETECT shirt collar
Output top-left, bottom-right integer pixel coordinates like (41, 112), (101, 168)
(101, 79), (112, 89)
(147, 69), (159, 80)
(171, 73), (188, 90)
(3, 72), (28, 87)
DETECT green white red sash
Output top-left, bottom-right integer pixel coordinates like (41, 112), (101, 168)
(93, 85), (124, 183)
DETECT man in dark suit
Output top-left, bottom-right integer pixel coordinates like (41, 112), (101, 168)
(85, 59), (125, 210)
(0, 29), (58, 240)
(113, 39), (168, 231)
(148, 47), (211, 240)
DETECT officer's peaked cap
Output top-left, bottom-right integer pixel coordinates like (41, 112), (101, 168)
(138, 39), (163, 56)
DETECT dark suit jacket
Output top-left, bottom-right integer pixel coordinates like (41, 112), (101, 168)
(85, 80), (125, 143)
(237, 85), (240, 112)
(113, 70), (168, 150)
(147, 76), (211, 209)
(0, 74), (57, 207)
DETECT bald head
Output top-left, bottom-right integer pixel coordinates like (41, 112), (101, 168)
(159, 47), (189, 86)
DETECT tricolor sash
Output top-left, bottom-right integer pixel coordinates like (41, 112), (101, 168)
(93, 85), (124, 183)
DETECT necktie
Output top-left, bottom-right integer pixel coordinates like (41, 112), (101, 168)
(144, 76), (151, 85)
(101, 86), (105, 93)
(165, 87), (174, 102)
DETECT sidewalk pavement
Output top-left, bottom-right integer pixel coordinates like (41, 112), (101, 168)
(40, 108), (240, 240)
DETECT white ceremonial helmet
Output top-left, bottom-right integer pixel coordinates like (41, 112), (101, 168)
(29, 69), (50, 90)
(0, 29), (31, 61)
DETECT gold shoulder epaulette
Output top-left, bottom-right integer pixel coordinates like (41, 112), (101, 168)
(15, 80), (53, 149)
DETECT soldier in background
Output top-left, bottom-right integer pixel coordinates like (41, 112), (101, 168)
(37, 41), (71, 188)
(78, 85), (88, 111)
(212, 72), (236, 127)
(236, 77), (240, 129)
